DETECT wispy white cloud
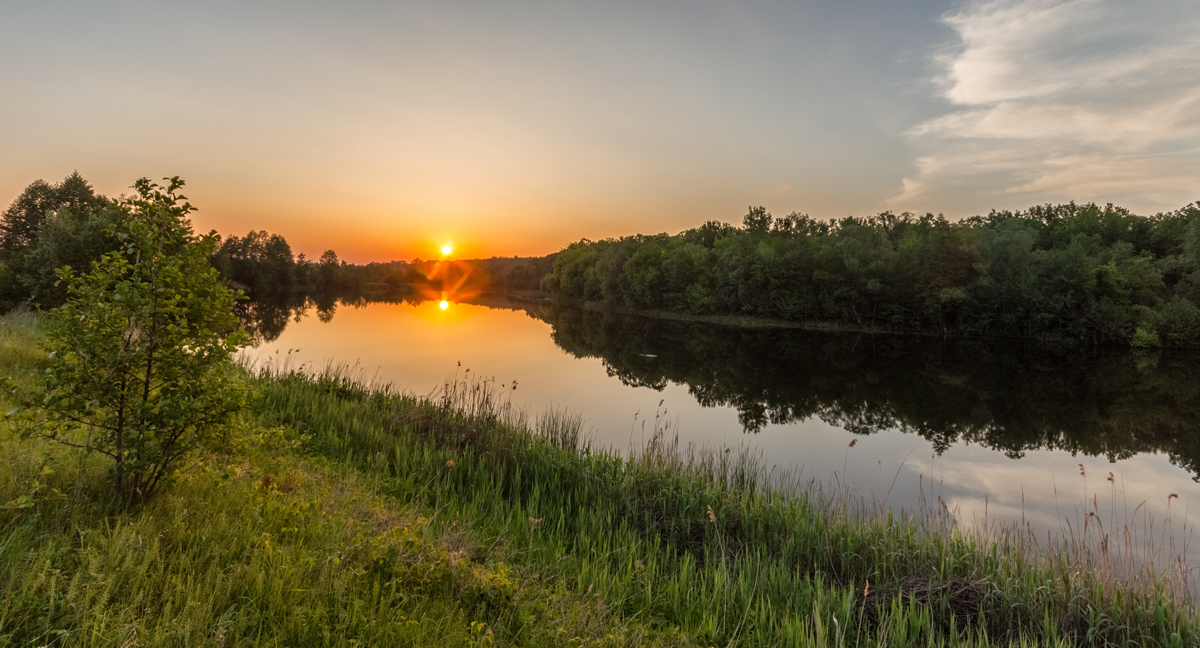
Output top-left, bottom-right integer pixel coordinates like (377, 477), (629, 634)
(893, 0), (1200, 214)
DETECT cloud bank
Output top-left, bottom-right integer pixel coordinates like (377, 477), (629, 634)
(893, 0), (1200, 214)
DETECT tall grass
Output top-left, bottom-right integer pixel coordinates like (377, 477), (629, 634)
(1, 321), (677, 647)
(250, 361), (1197, 646)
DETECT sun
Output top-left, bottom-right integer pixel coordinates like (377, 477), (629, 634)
(441, 244), (453, 256)
(439, 300), (449, 310)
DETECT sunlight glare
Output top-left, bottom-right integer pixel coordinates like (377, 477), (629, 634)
(439, 300), (449, 310)
(441, 244), (453, 256)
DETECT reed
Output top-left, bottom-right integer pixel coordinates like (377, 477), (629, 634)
(1, 312), (1196, 646)
(246, 360), (1197, 646)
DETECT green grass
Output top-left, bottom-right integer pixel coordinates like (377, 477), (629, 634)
(1, 311), (1197, 646)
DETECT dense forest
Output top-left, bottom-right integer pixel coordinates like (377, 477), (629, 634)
(0, 174), (551, 312)
(541, 203), (1200, 347)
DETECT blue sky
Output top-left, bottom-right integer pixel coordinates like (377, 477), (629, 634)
(2, 0), (1196, 261)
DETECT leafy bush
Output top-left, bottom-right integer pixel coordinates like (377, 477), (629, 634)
(13, 177), (248, 502)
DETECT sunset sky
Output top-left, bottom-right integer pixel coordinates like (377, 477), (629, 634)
(3, 0), (1198, 263)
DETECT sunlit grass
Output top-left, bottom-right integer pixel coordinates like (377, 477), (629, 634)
(1, 311), (1196, 646)
(249, 360), (1197, 646)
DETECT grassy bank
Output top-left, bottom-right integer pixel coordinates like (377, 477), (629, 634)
(2, 312), (1197, 646)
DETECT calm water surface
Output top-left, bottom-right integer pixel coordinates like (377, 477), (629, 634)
(241, 294), (1200, 569)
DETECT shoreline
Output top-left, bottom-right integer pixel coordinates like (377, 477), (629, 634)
(3, 311), (1196, 646)
(504, 290), (1078, 343)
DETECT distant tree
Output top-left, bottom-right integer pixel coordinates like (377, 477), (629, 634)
(0, 174), (115, 311)
(317, 249), (340, 291)
(0, 172), (107, 257)
(742, 206), (772, 234)
(0, 180), (57, 256)
(212, 229), (297, 293)
(14, 177), (248, 502)
(9, 203), (126, 308)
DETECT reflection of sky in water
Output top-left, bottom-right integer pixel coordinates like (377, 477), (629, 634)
(243, 299), (1200, 572)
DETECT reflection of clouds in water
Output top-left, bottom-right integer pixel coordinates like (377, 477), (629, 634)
(895, 444), (1200, 564)
(740, 414), (1200, 568)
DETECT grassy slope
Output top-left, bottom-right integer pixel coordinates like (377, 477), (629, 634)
(1, 312), (1196, 647)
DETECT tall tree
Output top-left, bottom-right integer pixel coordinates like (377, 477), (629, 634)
(0, 172), (106, 257)
(0, 180), (58, 256)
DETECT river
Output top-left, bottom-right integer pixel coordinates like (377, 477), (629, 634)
(240, 292), (1200, 576)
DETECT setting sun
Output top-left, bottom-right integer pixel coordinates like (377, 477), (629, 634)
(441, 244), (453, 256)
(439, 300), (449, 310)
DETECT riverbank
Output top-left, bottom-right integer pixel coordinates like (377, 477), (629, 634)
(505, 291), (1081, 342)
(1, 312), (1195, 646)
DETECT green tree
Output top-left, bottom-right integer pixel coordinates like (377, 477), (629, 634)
(19, 177), (248, 502)
(1, 173), (114, 311)
(0, 172), (108, 257)
(0, 180), (58, 256)
(317, 249), (340, 292)
(9, 201), (126, 308)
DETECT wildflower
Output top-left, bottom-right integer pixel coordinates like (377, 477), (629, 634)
(1107, 472), (1114, 483)
(1078, 463), (1085, 476)
(529, 517), (542, 525)
(863, 580), (870, 597)
(706, 505), (716, 524)
(1169, 493), (1179, 500)
(446, 460), (455, 467)
(848, 439), (857, 448)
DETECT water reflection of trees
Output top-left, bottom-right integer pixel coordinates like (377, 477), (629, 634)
(235, 290), (422, 344)
(237, 294), (1200, 479)
(525, 303), (1200, 479)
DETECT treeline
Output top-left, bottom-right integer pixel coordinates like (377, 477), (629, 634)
(0, 174), (553, 312)
(158, 225), (550, 297)
(541, 203), (1200, 347)
(211, 236), (386, 295)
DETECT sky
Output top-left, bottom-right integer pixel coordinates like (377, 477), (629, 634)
(2, 0), (1197, 262)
